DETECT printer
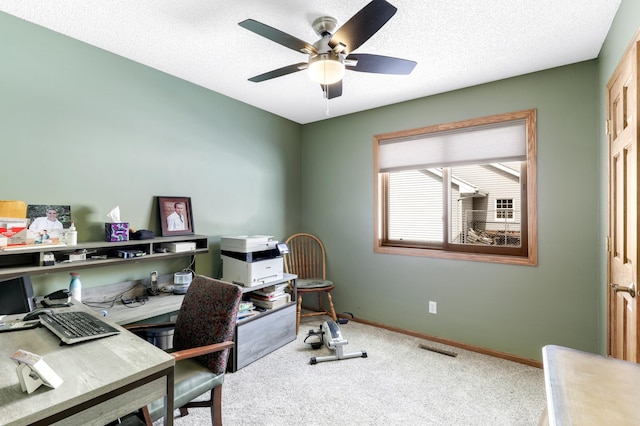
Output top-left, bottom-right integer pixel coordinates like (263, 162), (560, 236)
(220, 235), (287, 287)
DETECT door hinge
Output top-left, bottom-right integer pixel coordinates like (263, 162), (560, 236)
(605, 119), (611, 135)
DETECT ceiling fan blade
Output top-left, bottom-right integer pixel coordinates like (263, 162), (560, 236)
(239, 19), (317, 55)
(346, 53), (416, 75)
(321, 81), (343, 99)
(329, 0), (397, 55)
(248, 63), (308, 82)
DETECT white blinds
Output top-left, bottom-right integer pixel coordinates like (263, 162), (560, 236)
(378, 120), (526, 172)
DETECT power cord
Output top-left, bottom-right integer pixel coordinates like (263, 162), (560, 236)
(304, 329), (324, 349)
(83, 282), (146, 309)
(337, 311), (354, 324)
(120, 294), (148, 307)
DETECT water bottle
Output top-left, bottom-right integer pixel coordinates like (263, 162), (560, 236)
(69, 272), (82, 302)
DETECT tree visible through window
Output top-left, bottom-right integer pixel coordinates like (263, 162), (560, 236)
(374, 110), (537, 265)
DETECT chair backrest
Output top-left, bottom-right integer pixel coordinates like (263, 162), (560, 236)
(173, 275), (242, 375)
(284, 233), (326, 280)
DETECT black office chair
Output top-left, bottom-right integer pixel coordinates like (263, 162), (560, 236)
(125, 275), (241, 425)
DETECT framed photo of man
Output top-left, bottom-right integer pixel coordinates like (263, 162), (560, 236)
(158, 196), (194, 236)
(26, 204), (72, 238)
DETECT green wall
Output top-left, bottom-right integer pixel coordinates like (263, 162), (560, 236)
(298, 0), (640, 361)
(3, 0), (639, 362)
(301, 62), (600, 361)
(0, 12), (302, 294)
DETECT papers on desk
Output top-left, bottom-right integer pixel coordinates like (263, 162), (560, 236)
(0, 320), (41, 332)
(237, 301), (260, 321)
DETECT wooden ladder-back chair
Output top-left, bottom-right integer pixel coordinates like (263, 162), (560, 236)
(284, 233), (337, 334)
(125, 275), (242, 426)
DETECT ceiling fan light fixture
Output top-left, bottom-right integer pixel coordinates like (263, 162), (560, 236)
(308, 53), (345, 85)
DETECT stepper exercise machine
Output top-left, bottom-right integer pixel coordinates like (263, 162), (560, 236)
(305, 319), (367, 365)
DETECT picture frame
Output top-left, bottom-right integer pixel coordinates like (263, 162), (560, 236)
(26, 205), (72, 228)
(26, 204), (72, 242)
(158, 196), (194, 237)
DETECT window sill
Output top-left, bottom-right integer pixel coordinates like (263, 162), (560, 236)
(374, 244), (537, 266)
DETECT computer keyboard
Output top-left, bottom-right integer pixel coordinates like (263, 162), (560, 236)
(39, 311), (120, 345)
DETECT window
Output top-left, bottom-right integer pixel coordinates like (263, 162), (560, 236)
(495, 198), (514, 221)
(374, 109), (537, 265)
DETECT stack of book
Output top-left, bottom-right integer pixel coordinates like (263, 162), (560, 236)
(237, 301), (259, 321)
(249, 283), (291, 310)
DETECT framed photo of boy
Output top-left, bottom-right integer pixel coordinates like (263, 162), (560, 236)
(158, 196), (194, 236)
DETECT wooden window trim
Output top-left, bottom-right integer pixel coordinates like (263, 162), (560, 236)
(373, 109), (538, 266)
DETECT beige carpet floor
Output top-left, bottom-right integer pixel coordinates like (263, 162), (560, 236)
(157, 316), (547, 425)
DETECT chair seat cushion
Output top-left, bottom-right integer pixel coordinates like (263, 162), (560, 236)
(147, 358), (225, 421)
(297, 278), (333, 289)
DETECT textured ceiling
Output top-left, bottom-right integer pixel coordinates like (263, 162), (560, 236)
(0, 0), (621, 124)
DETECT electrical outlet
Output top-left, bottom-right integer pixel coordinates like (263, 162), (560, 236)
(429, 301), (437, 314)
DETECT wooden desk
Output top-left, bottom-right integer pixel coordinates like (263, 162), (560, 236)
(0, 305), (175, 426)
(79, 278), (186, 326)
(97, 274), (298, 373)
(542, 344), (640, 426)
(98, 291), (185, 326)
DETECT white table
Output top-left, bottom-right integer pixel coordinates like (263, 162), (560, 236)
(542, 344), (640, 426)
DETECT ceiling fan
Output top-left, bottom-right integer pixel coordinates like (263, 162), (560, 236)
(238, 0), (417, 99)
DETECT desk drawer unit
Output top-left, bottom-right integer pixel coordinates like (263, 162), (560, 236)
(229, 303), (296, 372)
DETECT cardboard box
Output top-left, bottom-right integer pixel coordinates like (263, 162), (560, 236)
(68, 252), (86, 262)
(104, 222), (129, 242)
(0, 227), (28, 246)
(0, 217), (29, 247)
(0, 217), (28, 229)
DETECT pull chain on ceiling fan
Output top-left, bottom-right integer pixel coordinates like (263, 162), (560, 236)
(238, 0), (417, 100)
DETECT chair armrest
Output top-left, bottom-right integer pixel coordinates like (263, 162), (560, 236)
(123, 322), (176, 333)
(171, 341), (234, 362)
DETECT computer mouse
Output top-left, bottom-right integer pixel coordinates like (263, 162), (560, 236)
(23, 308), (53, 321)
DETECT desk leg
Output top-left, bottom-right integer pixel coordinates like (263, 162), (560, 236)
(164, 367), (175, 426)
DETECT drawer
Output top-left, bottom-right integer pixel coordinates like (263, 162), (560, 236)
(231, 303), (296, 371)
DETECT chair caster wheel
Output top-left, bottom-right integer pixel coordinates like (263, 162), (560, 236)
(361, 351), (368, 358)
(310, 357), (317, 365)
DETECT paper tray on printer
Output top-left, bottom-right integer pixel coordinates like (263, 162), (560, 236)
(221, 255), (283, 287)
(221, 249), (281, 263)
